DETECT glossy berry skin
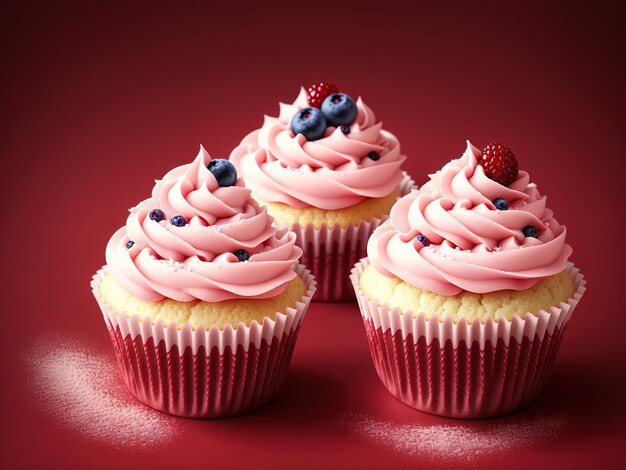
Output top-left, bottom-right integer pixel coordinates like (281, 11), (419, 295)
(126, 240), (135, 249)
(416, 234), (430, 246)
(234, 249), (249, 262)
(340, 125), (350, 135)
(306, 82), (338, 108)
(207, 159), (238, 187)
(321, 93), (357, 127)
(522, 225), (539, 238)
(480, 143), (519, 186)
(367, 151), (380, 161)
(170, 215), (187, 227)
(493, 198), (509, 210)
(290, 107), (327, 141)
(149, 208), (165, 222)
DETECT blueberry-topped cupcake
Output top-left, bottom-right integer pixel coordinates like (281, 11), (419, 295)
(352, 141), (586, 418)
(231, 83), (413, 300)
(92, 146), (316, 418)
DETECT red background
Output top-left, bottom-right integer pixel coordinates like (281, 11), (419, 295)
(1, 1), (625, 468)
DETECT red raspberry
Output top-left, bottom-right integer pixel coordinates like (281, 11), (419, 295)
(306, 82), (338, 108)
(479, 143), (519, 186)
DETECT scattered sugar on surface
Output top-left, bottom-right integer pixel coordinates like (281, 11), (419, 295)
(347, 411), (568, 461)
(24, 337), (181, 448)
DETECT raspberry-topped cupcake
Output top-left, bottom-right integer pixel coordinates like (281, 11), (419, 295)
(231, 83), (413, 300)
(92, 147), (316, 418)
(352, 141), (586, 418)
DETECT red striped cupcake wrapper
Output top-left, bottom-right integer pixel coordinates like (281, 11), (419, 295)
(351, 259), (586, 419)
(91, 264), (316, 419)
(289, 172), (415, 302)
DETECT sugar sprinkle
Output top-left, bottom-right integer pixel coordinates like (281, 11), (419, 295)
(346, 411), (568, 461)
(24, 336), (182, 448)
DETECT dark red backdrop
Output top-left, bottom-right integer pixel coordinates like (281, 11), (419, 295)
(1, 1), (625, 469)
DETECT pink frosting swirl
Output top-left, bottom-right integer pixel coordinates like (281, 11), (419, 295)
(105, 147), (302, 302)
(368, 141), (572, 295)
(230, 87), (406, 210)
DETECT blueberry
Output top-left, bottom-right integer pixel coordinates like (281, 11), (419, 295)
(149, 208), (165, 222)
(234, 249), (249, 262)
(522, 225), (539, 238)
(416, 234), (430, 246)
(290, 107), (327, 141)
(170, 215), (187, 227)
(493, 198), (509, 210)
(126, 240), (135, 249)
(367, 151), (380, 161)
(340, 125), (350, 135)
(207, 159), (238, 187)
(321, 93), (357, 127)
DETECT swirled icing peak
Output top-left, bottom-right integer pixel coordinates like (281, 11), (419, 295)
(105, 146), (302, 302)
(230, 87), (406, 210)
(368, 141), (572, 295)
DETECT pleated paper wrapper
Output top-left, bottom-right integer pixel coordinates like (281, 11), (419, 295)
(288, 172), (415, 302)
(351, 258), (586, 419)
(91, 263), (316, 419)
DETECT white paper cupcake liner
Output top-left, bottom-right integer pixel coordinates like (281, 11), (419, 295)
(289, 171), (415, 302)
(351, 258), (586, 418)
(91, 263), (316, 418)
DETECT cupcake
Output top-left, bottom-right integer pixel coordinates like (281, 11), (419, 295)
(230, 83), (413, 301)
(91, 146), (315, 418)
(351, 141), (586, 418)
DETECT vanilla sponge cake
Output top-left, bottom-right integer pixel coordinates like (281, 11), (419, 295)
(255, 188), (401, 229)
(99, 272), (307, 330)
(360, 264), (574, 323)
